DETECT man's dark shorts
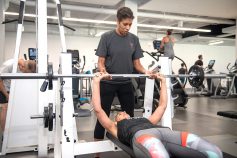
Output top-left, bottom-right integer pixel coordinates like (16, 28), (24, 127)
(0, 92), (8, 104)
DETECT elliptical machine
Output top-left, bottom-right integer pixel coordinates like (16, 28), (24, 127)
(229, 59), (237, 93)
(204, 60), (218, 96)
(211, 60), (237, 99)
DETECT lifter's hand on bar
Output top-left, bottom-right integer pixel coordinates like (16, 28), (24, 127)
(154, 73), (166, 83)
(144, 69), (156, 79)
(93, 72), (112, 83)
(99, 68), (111, 80)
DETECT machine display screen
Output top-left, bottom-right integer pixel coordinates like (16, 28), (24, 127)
(208, 60), (215, 69)
(153, 40), (161, 50)
(28, 48), (37, 60)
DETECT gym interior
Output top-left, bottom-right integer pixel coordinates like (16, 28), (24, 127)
(0, 0), (236, 158)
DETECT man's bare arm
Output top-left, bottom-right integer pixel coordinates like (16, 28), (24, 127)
(0, 79), (9, 101)
(97, 57), (107, 73)
(148, 75), (167, 125)
(159, 38), (165, 50)
(133, 59), (146, 74)
(92, 73), (117, 136)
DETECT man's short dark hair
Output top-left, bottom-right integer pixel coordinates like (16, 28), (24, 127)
(198, 54), (202, 59)
(117, 7), (134, 21)
(167, 29), (173, 35)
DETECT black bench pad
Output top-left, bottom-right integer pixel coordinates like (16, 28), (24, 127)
(106, 132), (135, 158)
(217, 111), (237, 119)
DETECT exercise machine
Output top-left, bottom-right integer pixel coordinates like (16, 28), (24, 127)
(142, 40), (189, 108)
(211, 60), (237, 99)
(204, 59), (218, 96)
(68, 50), (91, 117)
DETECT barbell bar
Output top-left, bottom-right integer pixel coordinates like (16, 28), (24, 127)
(0, 73), (231, 79)
(0, 65), (236, 88)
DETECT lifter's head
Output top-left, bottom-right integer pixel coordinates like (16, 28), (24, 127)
(114, 111), (130, 122)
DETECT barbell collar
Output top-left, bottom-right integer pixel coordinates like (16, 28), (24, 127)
(30, 115), (44, 119)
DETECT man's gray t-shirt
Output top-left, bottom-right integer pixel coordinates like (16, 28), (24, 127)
(95, 30), (143, 83)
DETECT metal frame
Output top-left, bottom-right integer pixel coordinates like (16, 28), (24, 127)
(37, 0), (50, 156)
(1, 0), (40, 155)
(160, 57), (173, 129)
(55, 53), (156, 157)
(0, 1), (169, 157)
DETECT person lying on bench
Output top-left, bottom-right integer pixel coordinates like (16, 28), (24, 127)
(92, 72), (223, 158)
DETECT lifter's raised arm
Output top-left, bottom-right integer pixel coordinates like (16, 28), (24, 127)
(92, 73), (117, 136)
(148, 74), (167, 125)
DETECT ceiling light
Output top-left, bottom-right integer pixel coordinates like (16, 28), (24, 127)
(208, 40), (224, 45)
(63, 17), (116, 25)
(5, 12), (36, 17)
(4, 11), (211, 33)
(137, 24), (211, 32)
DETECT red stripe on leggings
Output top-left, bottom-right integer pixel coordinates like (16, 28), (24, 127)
(181, 132), (188, 147)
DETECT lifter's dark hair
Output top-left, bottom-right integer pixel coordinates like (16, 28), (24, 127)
(117, 7), (134, 22)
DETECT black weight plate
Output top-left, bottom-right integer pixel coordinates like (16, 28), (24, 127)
(43, 107), (49, 128)
(48, 103), (54, 131)
(188, 65), (204, 88)
(47, 63), (53, 90)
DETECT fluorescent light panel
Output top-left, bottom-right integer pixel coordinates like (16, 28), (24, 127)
(208, 40), (224, 45)
(4, 11), (211, 33)
(137, 24), (210, 32)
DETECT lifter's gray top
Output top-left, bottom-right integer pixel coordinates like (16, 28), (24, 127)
(96, 30), (143, 83)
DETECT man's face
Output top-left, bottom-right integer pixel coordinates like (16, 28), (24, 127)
(117, 18), (133, 36)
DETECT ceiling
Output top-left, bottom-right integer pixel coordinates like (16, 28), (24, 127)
(3, 0), (237, 46)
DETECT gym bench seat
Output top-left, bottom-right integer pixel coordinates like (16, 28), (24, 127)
(106, 132), (135, 158)
(217, 111), (237, 119)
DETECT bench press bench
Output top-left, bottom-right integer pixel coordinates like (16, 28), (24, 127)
(217, 111), (237, 119)
(106, 132), (135, 158)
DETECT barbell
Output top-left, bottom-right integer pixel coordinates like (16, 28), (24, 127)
(30, 103), (54, 131)
(0, 64), (236, 88)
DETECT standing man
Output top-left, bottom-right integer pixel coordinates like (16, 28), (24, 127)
(160, 29), (175, 60)
(94, 6), (150, 156)
(0, 59), (36, 131)
(178, 63), (187, 86)
(194, 54), (205, 90)
(194, 54), (204, 67)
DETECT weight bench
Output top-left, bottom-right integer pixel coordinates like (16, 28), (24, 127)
(106, 132), (135, 158)
(217, 111), (237, 119)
